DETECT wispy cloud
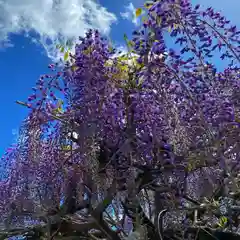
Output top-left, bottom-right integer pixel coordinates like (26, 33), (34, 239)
(120, 2), (140, 26)
(11, 128), (19, 143)
(0, 0), (117, 61)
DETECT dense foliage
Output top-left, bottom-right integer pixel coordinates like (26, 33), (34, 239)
(0, 0), (240, 239)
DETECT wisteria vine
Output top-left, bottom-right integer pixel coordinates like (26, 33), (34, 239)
(0, 0), (240, 239)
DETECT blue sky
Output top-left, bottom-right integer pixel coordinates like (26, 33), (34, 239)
(0, 0), (239, 157)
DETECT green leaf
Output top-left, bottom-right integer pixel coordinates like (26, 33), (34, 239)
(144, 1), (154, 9)
(64, 51), (69, 61)
(135, 8), (142, 18)
(127, 40), (134, 48)
(52, 99), (64, 115)
(123, 33), (128, 41)
(60, 46), (65, 53)
(61, 145), (71, 151)
(141, 16), (147, 22)
(108, 37), (115, 51)
(118, 55), (129, 61)
(71, 65), (78, 71)
(109, 45), (113, 52)
(217, 216), (228, 228)
(157, 16), (162, 25)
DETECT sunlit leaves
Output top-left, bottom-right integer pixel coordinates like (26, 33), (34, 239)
(82, 46), (93, 55)
(61, 145), (72, 151)
(56, 44), (61, 49)
(123, 33), (128, 42)
(60, 46), (65, 53)
(64, 51), (69, 61)
(135, 8), (142, 18)
(141, 15), (147, 23)
(71, 65), (78, 72)
(123, 33), (135, 51)
(144, 1), (154, 9)
(56, 40), (74, 62)
(52, 99), (64, 115)
(217, 216), (228, 228)
(104, 52), (144, 88)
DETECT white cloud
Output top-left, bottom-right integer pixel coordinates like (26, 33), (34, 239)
(120, 2), (140, 26)
(11, 128), (19, 144)
(111, 44), (129, 58)
(0, 0), (117, 61)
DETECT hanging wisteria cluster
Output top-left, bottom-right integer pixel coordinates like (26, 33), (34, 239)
(0, 0), (240, 239)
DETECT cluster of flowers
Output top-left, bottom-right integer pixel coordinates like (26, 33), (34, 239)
(0, 0), (239, 236)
